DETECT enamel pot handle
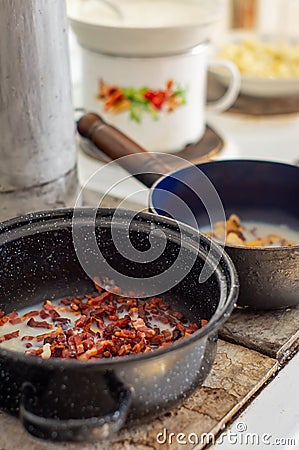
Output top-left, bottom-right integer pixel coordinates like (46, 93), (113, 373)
(207, 60), (241, 113)
(20, 381), (133, 442)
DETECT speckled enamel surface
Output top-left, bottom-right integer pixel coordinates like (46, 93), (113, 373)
(0, 340), (278, 450)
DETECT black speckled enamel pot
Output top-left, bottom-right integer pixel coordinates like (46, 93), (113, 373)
(150, 160), (299, 309)
(0, 208), (238, 441)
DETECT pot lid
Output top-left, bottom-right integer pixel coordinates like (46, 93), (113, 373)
(67, 0), (223, 56)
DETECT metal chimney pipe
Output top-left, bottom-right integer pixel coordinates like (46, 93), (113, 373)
(0, 0), (79, 221)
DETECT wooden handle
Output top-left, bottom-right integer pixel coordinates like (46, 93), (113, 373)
(77, 113), (170, 188)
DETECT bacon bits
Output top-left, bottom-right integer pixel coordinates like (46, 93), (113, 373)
(0, 330), (19, 343)
(0, 279), (206, 360)
(27, 318), (53, 329)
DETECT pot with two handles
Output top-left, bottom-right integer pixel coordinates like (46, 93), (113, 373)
(0, 208), (238, 441)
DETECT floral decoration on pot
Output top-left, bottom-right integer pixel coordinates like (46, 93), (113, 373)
(96, 79), (187, 123)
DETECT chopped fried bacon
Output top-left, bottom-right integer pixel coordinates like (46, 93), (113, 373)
(21, 311), (39, 320)
(8, 311), (18, 321)
(75, 315), (87, 328)
(60, 298), (71, 306)
(21, 335), (35, 341)
(53, 317), (71, 328)
(39, 310), (50, 319)
(43, 300), (55, 311)
(0, 330), (19, 343)
(9, 318), (22, 325)
(27, 318), (53, 329)
(35, 327), (63, 342)
(25, 347), (43, 356)
(0, 316), (9, 327)
(8, 309), (40, 325)
(0, 279), (203, 360)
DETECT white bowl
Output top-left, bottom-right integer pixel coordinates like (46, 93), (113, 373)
(210, 31), (299, 98)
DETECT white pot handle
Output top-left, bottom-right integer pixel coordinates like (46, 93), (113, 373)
(207, 60), (241, 113)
